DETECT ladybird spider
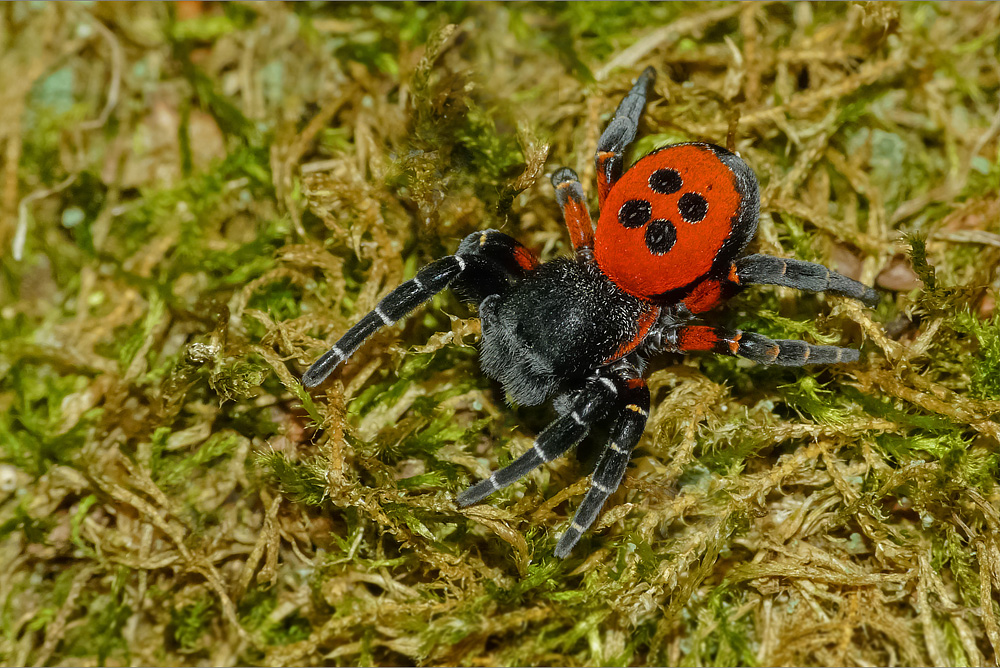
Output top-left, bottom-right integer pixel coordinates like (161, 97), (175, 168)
(303, 67), (878, 558)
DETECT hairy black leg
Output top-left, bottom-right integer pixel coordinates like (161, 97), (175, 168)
(665, 325), (859, 366)
(555, 374), (649, 558)
(303, 230), (538, 388)
(456, 375), (619, 507)
(733, 254), (879, 307)
(302, 255), (465, 387)
(595, 66), (656, 206)
(550, 168), (595, 253)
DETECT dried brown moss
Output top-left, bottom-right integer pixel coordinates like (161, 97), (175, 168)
(2, 2), (1000, 666)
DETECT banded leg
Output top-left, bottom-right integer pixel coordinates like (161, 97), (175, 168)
(732, 254), (879, 307)
(555, 376), (649, 558)
(595, 66), (656, 207)
(303, 255), (466, 387)
(551, 168), (595, 252)
(456, 375), (619, 507)
(303, 230), (538, 388)
(673, 325), (859, 366)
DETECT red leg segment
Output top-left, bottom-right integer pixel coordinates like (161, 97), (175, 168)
(604, 303), (660, 363)
(595, 151), (617, 208)
(551, 168), (595, 251)
(675, 325), (859, 366)
(682, 279), (733, 314)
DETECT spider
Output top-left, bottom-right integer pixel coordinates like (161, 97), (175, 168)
(303, 67), (878, 558)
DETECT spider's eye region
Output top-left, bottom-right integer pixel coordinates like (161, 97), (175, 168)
(678, 192), (708, 224)
(648, 168), (682, 195)
(619, 199), (652, 228)
(644, 218), (677, 255)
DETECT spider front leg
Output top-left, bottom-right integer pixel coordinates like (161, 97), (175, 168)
(302, 230), (538, 388)
(665, 325), (859, 366)
(595, 66), (656, 207)
(555, 373), (649, 558)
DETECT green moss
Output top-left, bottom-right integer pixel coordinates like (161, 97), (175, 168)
(263, 611), (312, 646)
(909, 235), (937, 292)
(70, 568), (133, 665)
(150, 429), (243, 490)
(195, 215), (287, 289)
(211, 357), (268, 402)
(778, 376), (854, 426)
(841, 386), (954, 431)
(257, 451), (330, 507)
(457, 106), (529, 214)
(932, 530), (981, 609)
(874, 430), (969, 465)
(22, 90), (82, 185)
(70, 494), (98, 556)
(693, 584), (757, 667)
(118, 291), (167, 370)
(26, 567), (83, 633)
(238, 586), (313, 647)
(952, 311), (1000, 400)
(244, 279), (304, 339)
(0, 365), (97, 476)
(0, 502), (51, 544)
(170, 597), (216, 652)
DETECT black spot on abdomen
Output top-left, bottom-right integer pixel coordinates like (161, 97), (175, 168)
(645, 219), (677, 255)
(648, 168), (682, 195)
(678, 192), (708, 223)
(619, 199), (652, 228)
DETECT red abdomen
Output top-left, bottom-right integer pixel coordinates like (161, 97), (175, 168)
(594, 143), (759, 302)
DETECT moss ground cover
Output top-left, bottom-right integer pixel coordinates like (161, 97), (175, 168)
(1, 2), (1000, 665)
